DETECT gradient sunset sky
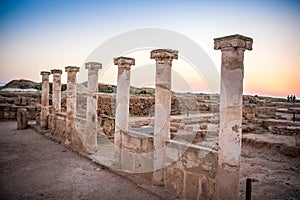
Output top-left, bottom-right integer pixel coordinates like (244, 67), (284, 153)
(0, 0), (299, 97)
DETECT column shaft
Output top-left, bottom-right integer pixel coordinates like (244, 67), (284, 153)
(51, 69), (62, 132)
(151, 49), (178, 186)
(65, 66), (80, 143)
(214, 34), (253, 200)
(114, 57), (135, 148)
(40, 71), (50, 129)
(85, 62), (102, 153)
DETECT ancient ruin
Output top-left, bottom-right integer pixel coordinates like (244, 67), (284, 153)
(1, 34), (299, 199)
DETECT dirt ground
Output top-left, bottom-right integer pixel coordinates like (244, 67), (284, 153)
(240, 145), (300, 200)
(0, 121), (299, 200)
(0, 121), (161, 200)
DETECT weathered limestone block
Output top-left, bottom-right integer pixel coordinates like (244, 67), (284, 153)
(214, 34), (253, 200)
(165, 141), (217, 200)
(182, 146), (217, 179)
(121, 130), (154, 153)
(99, 116), (115, 138)
(21, 97), (27, 106)
(141, 136), (154, 152)
(121, 131), (142, 152)
(14, 96), (27, 106)
(121, 149), (134, 172)
(47, 114), (52, 130)
(14, 97), (21, 105)
(120, 130), (154, 175)
(165, 162), (184, 195)
(199, 176), (216, 200)
(17, 108), (28, 130)
(133, 154), (154, 180)
(55, 112), (67, 142)
(184, 172), (199, 199)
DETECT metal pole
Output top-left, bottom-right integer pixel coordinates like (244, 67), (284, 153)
(246, 178), (252, 200)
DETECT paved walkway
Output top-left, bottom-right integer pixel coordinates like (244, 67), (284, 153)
(0, 121), (160, 200)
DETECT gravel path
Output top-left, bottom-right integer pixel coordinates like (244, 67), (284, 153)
(0, 121), (160, 200)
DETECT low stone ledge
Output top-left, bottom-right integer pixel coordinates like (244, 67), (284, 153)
(269, 126), (300, 136)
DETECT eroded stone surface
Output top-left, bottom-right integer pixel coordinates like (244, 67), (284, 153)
(40, 71), (50, 129)
(51, 69), (62, 133)
(215, 34), (253, 200)
(17, 108), (28, 130)
(65, 66), (80, 145)
(151, 49), (178, 185)
(84, 62), (102, 153)
(114, 57), (135, 163)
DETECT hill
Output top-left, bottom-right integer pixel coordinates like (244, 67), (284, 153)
(2, 79), (40, 90)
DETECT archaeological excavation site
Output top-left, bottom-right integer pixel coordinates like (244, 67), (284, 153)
(1, 34), (299, 200)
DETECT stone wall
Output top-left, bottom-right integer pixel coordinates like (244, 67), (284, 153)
(0, 91), (219, 120)
(120, 130), (154, 180)
(165, 141), (217, 200)
(0, 104), (38, 120)
(120, 129), (217, 199)
(97, 94), (116, 116)
(268, 126), (300, 136)
(0, 92), (41, 120)
(242, 104), (277, 119)
(97, 93), (217, 117)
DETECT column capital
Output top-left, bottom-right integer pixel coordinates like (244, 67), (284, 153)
(40, 71), (50, 76)
(114, 57), (135, 66)
(85, 62), (102, 70)
(214, 34), (253, 51)
(51, 69), (62, 75)
(65, 66), (80, 73)
(150, 49), (178, 60)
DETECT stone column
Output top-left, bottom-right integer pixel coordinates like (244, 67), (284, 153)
(151, 49), (178, 185)
(214, 34), (253, 200)
(65, 66), (80, 143)
(85, 62), (102, 153)
(51, 69), (62, 132)
(17, 108), (28, 130)
(40, 71), (50, 129)
(114, 57), (135, 150)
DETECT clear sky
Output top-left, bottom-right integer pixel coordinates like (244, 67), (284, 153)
(0, 0), (299, 97)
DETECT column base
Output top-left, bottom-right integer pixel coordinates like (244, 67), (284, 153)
(217, 164), (240, 200)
